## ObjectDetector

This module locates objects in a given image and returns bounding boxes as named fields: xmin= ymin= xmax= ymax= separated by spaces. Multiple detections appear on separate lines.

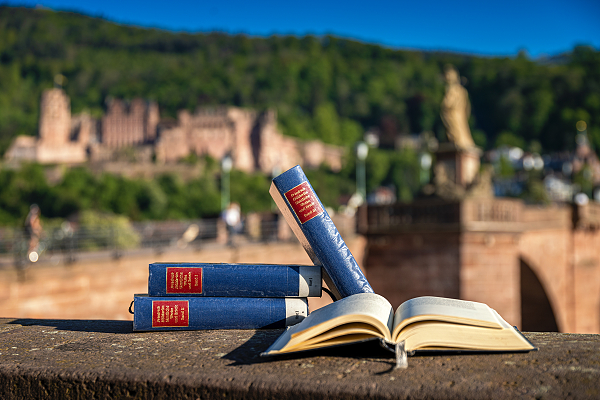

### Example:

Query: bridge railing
xmin=0 ymin=212 xmax=359 ymax=269
xmin=357 ymin=199 xmax=462 ymax=234
xmin=0 ymin=219 xmax=221 ymax=268
xmin=357 ymin=198 xmax=535 ymax=234
xmin=358 ymin=197 xmax=600 ymax=235
xmin=573 ymin=201 xmax=600 ymax=229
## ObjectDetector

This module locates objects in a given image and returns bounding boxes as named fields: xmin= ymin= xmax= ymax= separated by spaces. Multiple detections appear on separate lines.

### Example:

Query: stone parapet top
xmin=0 ymin=318 xmax=598 ymax=399
xmin=358 ymin=198 xmax=584 ymax=235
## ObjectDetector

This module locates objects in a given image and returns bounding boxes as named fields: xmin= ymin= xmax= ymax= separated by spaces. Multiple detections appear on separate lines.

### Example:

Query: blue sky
xmin=3 ymin=0 xmax=599 ymax=58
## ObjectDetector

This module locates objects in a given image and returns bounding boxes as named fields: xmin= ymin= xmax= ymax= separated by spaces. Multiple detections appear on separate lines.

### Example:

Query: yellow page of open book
xmin=262 ymin=293 xmax=535 ymax=356
xmin=263 ymin=293 xmax=393 ymax=355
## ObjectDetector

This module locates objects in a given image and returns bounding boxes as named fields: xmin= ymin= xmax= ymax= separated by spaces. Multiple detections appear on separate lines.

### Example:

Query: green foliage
xmin=497 ymin=156 xmax=516 ymax=178
xmin=495 ymin=131 xmax=526 ymax=149
xmin=303 ymin=147 xmax=422 ymax=208
xmin=229 ymin=170 xmax=272 ymax=213
xmin=521 ymin=171 xmax=550 ymax=205
xmin=388 ymin=148 xmax=421 ymax=202
xmin=78 ymin=210 xmax=140 ymax=250
xmin=573 ymin=165 xmax=594 ymax=197
xmin=305 ymin=163 xmax=356 ymax=208
xmin=1 ymin=6 xmax=600 ymax=222
xmin=471 ymin=129 xmax=487 ymax=149
xmin=0 ymin=162 xmax=225 ymax=226
xmin=1 ymin=6 xmax=598 ymax=156
xmin=314 ymin=102 xmax=341 ymax=144
xmin=0 ymin=163 xmax=50 ymax=225
xmin=155 ymin=172 xmax=221 ymax=219
xmin=362 ymin=147 xmax=421 ymax=202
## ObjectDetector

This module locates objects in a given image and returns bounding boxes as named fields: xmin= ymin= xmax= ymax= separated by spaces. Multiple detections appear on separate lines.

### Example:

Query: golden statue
xmin=441 ymin=66 xmax=475 ymax=149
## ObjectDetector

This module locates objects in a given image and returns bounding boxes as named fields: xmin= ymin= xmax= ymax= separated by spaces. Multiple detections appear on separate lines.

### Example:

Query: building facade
xmin=5 ymin=88 xmax=344 ymax=174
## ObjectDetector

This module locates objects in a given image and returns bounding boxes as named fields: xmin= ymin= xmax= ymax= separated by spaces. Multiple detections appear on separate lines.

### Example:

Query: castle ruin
xmin=5 ymin=88 xmax=344 ymax=174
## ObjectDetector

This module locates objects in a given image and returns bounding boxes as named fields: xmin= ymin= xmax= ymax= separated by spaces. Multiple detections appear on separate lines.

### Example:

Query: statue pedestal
xmin=435 ymin=143 xmax=481 ymax=188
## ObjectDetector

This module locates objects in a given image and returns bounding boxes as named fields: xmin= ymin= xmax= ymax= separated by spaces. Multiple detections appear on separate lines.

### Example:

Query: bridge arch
xmin=520 ymin=258 xmax=559 ymax=332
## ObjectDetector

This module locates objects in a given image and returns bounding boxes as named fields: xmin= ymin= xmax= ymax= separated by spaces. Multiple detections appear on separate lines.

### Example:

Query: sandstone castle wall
xmin=5 ymin=88 xmax=344 ymax=173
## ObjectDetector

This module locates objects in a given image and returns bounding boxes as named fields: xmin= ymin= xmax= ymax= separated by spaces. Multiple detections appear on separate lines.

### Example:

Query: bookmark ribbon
xmin=394 ymin=341 xmax=408 ymax=369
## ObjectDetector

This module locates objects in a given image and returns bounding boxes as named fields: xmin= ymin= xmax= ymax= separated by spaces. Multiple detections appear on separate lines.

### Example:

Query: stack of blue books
xmin=133 ymin=165 xmax=374 ymax=331
xmin=133 ymin=263 xmax=322 ymax=330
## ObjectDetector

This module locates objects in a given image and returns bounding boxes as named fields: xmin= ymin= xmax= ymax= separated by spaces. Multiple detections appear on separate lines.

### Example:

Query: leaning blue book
xmin=270 ymin=165 xmax=373 ymax=299
xmin=147 ymin=263 xmax=321 ymax=297
xmin=132 ymin=294 xmax=308 ymax=331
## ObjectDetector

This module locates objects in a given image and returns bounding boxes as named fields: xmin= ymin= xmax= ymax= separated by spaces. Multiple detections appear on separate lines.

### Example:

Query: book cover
xmin=148 ymin=263 xmax=321 ymax=298
xmin=270 ymin=165 xmax=373 ymax=299
xmin=132 ymin=294 xmax=308 ymax=331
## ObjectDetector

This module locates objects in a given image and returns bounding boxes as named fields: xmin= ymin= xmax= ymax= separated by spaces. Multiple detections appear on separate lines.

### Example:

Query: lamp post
xmin=221 ymin=155 xmax=232 ymax=211
xmin=356 ymin=142 xmax=369 ymax=202
xmin=419 ymin=153 xmax=432 ymax=185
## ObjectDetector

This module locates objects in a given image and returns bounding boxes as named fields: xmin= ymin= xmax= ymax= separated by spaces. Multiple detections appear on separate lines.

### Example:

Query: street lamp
xmin=419 ymin=153 xmax=432 ymax=185
xmin=221 ymin=155 xmax=232 ymax=211
xmin=356 ymin=142 xmax=369 ymax=202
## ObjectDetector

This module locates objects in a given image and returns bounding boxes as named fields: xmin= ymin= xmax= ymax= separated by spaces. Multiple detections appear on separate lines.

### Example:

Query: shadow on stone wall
xmin=520 ymin=260 xmax=559 ymax=332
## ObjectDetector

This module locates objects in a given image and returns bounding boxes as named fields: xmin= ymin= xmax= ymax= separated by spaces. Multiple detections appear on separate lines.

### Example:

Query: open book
xmin=262 ymin=293 xmax=536 ymax=356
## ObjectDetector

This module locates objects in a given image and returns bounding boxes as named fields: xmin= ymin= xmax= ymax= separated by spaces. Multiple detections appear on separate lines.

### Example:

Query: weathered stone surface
xmin=0 ymin=318 xmax=598 ymax=399
xmin=360 ymin=200 xmax=600 ymax=334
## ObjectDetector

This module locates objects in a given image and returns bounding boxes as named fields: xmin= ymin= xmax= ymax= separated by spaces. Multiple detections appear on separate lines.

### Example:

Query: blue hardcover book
xmin=132 ymin=294 xmax=308 ymax=331
xmin=148 ymin=263 xmax=322 ymax=298
xmin=270 ymin=165 xmax=373 ymax=299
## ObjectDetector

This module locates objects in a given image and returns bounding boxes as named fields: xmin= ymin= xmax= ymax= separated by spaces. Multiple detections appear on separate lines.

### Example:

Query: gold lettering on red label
xmin=152 ymin=300 xmax=189 ymax=327
xmin=166 ymin=267 xmax=202 ymax=294
xmin=284 ymin=182 xmax=323 ymax=224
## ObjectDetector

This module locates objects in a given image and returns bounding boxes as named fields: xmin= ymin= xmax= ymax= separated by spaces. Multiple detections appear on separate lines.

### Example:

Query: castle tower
xmin=102 ymin=98 xmax=155 ymax=148
xmin=228 ymin=108 xmax=257 ymax=173
xmin=35 ymin=88 xmax=87 ymax=164
xmin=39 ymin=88 xmax=71 ymax=146
xmin=255 ymin=109 xmax=280 ymax=173
xmin=145 ymin=101 xmax=160 ymax=142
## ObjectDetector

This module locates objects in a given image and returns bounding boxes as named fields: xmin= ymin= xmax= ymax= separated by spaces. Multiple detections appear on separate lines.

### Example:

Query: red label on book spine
xmin=284 ymin=182 xmax=324 ymax=224
xmin=152 ymin=300 xmax=189 ymax=327
xmin=166 ymin=267 xmax=203 ymax=294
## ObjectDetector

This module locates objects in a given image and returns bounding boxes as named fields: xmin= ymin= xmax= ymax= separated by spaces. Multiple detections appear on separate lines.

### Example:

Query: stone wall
xmin=5 ymin=89 xmax=89 ymax=165
xmin=0 ymin=234 xmax=366 ymax=320
xmin=360 ymin=199 xmax=600 ymax=333
xmin=519 ymin=228 xmax=572 ymax=332
xmin=572 ymin=228 xmax=600 ymax=333
xmin=364 ymin=232 xmax=460 ymax=310
xmin=460 ymin=231 xmax=521 ymax=327
xmin=101 ymin=98 xmax=158 ymax=148
xmin=5 ymin=89 xmax=344 ymax=174
xmin=38 ymin=88 xmax=71 ymax=147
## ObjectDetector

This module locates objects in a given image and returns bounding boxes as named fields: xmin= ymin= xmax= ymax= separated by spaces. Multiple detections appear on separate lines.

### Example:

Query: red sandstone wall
xmin=519 ymin=229 xmax=572 ymax=332
xmin=364 ymin=232 xmax=461 ymax=310
xmin=155 ymin=126 xmax=189 ymax=163
xmin=101 ymin=99 xmax=148 ymax=148
xmin=572 ymin=229 xmax=600 ymax=333
xmin=460 ymin=232 xmax=521 ymax=327
xmin=0 ymin=238 xmax=366 ymax=321
xmin=39 ymin=89 xmax=71 ymax=146
xmin=229 ymin=108 xmax=256 ymax=173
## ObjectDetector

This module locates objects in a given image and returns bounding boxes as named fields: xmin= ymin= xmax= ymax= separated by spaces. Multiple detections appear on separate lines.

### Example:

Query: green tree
xmin=495 ymin=131 xmax=526 ymax=149
xmin=313 ymin=102 xmax=340 ymax=144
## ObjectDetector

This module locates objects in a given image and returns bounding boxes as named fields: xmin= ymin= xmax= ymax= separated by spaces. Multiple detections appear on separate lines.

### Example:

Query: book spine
xmin=270 ymin=165 xmax=373 ymax=298
xmin=148 ymin=263 xmax=321 ymax=297
xmin=133 ymin=295 xmax=308 ymax=331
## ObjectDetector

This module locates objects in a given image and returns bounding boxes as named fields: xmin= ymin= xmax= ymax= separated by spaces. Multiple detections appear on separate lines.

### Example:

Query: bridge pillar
xmin=360 ymin=199 xmax=600 ymax=333
xmin=360 ymin=198 xmax=525 ymax=329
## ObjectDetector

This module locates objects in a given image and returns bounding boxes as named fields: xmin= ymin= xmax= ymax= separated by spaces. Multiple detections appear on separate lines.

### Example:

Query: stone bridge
xmin=0 ymin=236 xmax=361 ymax=321
xmin=2 ymin=200 xmax=599 ymax=334
xmin=358 ymin=198 xmax=600 ymax=333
